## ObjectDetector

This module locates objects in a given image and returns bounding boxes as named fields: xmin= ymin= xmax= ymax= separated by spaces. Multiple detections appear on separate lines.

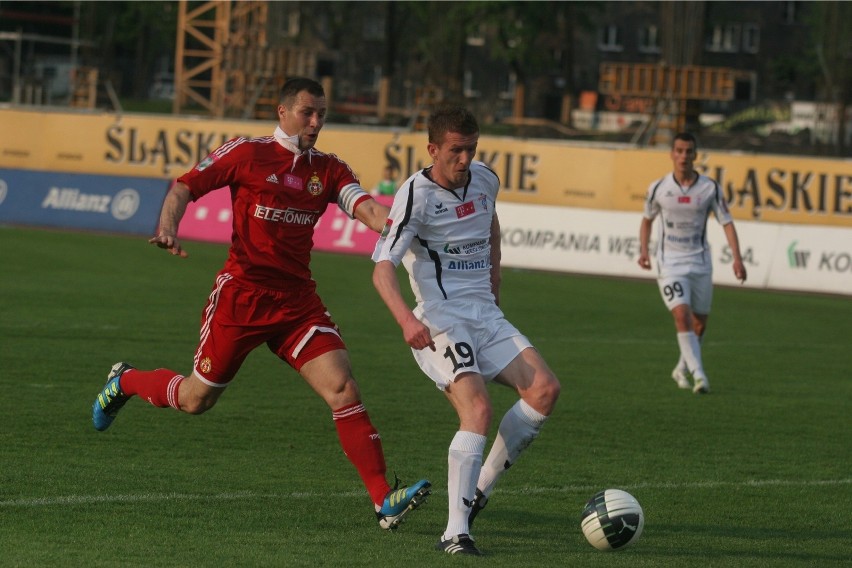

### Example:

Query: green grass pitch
xmin=0 ymin=225 xmax=849 ymax=567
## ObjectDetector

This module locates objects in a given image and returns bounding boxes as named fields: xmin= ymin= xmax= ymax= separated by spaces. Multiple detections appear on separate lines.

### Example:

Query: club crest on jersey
xmin=199 ymin=357 xmax=212 ymax=374
xmin=307 ymin=173 xmax=324 ymax=196
xmin=478 ymin=193 xmax=489 ymax=210
xmin=456 ymin=201 xmax=475 ymax=218
xmin=381 ymin=219 xmax=393 ymax=238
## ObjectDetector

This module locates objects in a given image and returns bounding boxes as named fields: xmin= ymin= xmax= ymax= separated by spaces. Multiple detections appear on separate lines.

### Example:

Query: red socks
xmin=117 ymin=377 xmax=389 ymax=505
xmin=119 ymin=368 xmax=183 ymax=410
xmin=332 ymin=402 xmax=391 ymax=506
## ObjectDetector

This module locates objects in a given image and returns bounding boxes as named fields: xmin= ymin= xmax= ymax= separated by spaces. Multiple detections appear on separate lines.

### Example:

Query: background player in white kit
xmin=372 ymin=106 xmax=561 ymax=556
xmin=638 ymin=132 xmax=747 ymax=394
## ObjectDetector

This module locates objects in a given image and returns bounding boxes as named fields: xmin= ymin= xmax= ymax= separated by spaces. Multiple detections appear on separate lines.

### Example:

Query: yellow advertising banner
xmin=612 ymin=147 xmax=852 ymax=227
xmin=1 ymin=107 xmax=849 ymax=227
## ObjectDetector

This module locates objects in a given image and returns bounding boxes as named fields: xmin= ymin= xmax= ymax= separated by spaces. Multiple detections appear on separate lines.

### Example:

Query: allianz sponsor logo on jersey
xmin=41 ymin=186 xmax=140 ymax=220
xmin=444 ymin=238 xmax=491 ymax=271
xmin=665 ymin=233 xmax=703 ymax=246
xmin=446 ymin=257 xmax=491 ymax=270
xmin=664 ymin=220 xmax=703 ymax=246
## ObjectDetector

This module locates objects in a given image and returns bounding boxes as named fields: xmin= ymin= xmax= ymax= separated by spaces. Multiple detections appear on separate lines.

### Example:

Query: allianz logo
xmin=41 ymin=187 xmax=140 ymax=220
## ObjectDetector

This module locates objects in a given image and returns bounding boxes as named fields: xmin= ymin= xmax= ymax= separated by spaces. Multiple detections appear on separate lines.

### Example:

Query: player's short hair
xmin=427 ymin=105 xmax=479 ymax=145
xmin=279 ymin=77 xmax=325 ymax=105
xmin=673 ymin=132 xmax=698 ymax=150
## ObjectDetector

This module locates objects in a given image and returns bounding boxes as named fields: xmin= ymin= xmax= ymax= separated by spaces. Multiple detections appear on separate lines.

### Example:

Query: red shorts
xmin=192 ymin=272 xmax=346 ymax=385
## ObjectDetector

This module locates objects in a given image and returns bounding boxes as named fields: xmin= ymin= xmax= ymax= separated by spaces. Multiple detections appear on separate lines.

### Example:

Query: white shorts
xmin=657 ymin=266 xmax=713 ymax=314
xmin=411 ymin=299 xmax=532 ymax=390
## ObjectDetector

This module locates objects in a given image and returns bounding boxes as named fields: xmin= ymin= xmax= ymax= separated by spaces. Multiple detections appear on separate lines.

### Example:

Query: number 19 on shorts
xmin=444 ymin=342 xmax=475 ymax=373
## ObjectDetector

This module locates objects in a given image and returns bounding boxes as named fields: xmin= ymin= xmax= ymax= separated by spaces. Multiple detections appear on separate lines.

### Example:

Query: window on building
xmin=463 ymin=70 xmax=481 ymax=98
xmin=638 ymin=25 xmax=661 ymax=54
xmin=781 ymin=1 xmax=799 ymax=24
xmin=706 ymin=24 xmax=740 ymax=53
xmin=371 ymin=65 xmax=382 ymax=90
xmin=467 ymin=23 xmax=486 ymax=47
xmin=742 ymin=24 xmax=760 ymax=54
xmin=598 ymin=25 xmax=623 ymax=52
xmin=279 ymin=8 xmax=300 ymax=38
xmin=498 ymin=72 xmax=517 ymax=100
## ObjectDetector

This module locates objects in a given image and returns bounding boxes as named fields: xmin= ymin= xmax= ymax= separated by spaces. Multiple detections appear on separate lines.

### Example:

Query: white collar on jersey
xmin=273 ymin=126 xmax=305 ymax=156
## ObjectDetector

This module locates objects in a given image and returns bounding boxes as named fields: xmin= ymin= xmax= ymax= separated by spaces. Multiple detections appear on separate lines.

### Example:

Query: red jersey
xmin=178 ymin=135 xmax=369 ymax=289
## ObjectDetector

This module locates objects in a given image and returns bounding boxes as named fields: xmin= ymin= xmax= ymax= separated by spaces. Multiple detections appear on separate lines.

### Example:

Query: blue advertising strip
xmin=0 ymin=169 xmax=168 ymax=235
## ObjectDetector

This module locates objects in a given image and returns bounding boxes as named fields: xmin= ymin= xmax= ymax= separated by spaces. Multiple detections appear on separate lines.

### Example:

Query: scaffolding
xmin=598 ymin=62 xmax=755 ymax=144
xmin=173 ymin=0 xmax=322 ymax=119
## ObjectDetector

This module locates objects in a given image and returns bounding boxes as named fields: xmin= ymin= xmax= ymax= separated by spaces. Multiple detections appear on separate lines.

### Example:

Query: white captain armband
xmin=337 ymin=183 xmax=371 ymax=219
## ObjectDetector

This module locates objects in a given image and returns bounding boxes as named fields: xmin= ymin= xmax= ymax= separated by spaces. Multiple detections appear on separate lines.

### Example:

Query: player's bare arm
xmin=490 ymin=213 xmax=502 ymax=306
xmin=148 ymin=182 xmax=191 ymax=258
xmin=373 ymin=260 xmax=436 ymax=351
xmin=723 ymin=222 xmax=747 ymax=283
xmin=353 ymin=197 xmax=390 ymax=233
xmin=638 ymin=217 xmax=653 ymax=269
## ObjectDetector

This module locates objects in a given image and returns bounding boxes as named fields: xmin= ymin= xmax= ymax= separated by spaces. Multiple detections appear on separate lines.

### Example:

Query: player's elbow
xmin=372 ymin=262 xmax=392 ymax=292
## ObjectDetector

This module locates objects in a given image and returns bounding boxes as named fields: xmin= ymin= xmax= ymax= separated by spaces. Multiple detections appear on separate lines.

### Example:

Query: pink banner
xmin=177 ymin=188 xmax=393 ymax=256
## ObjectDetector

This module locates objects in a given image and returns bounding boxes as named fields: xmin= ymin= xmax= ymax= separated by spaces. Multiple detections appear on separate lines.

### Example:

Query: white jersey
xmin=372 ymin=161 xmax=499 ymax=304
xmin=642 ymin=173 xmax=733 ymax=272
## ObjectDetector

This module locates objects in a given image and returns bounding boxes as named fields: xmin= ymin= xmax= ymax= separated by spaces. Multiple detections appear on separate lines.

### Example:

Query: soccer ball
xmin=580 ymin=489 xmax=644 ymax=551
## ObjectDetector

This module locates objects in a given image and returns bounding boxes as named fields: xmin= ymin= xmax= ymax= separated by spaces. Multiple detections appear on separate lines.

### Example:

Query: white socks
xmin=676 ymin=331 xmax=706 ymax=379
xmin=445 ymin=431 xmax=487 ymax=539
xmin=478 ymin=400 xmax=548 ymax=498
xmin=444 ymin=401 xmax=549 ymax=539
xmin=675 ymin=334 xmax=702 ymax=374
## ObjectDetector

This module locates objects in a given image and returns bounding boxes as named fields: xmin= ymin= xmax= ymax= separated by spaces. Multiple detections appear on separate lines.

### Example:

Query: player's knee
xmin=337 ymin=376 xmax=361 ymax=401
xmin=522 ymin=371 xmax=560 ymax=416
xmin=537 ymin=372 xmax=561 ymax=410
xmin=672 ymin=312 xmax=692 ymax=331
xmin=472 ymin=395 xmax=493 ymax=422
xmin=319 ymin=375 xmax=361 ymax=409
xmin=464 ymin=396 xmax=493 ymax=433
xmin=545 ymin=372 xmax=561 ymax=402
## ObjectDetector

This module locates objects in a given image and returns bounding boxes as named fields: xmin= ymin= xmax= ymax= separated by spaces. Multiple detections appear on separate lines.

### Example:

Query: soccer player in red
xmin=91 ymin=77 xmax=430 ymax=530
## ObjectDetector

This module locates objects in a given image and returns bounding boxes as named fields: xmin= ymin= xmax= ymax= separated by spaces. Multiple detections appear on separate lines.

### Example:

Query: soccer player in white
xmin=372 ymin=106 xmax=561 ymax=556
xmin=638 ymin=132 xmax=747 ymax=394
